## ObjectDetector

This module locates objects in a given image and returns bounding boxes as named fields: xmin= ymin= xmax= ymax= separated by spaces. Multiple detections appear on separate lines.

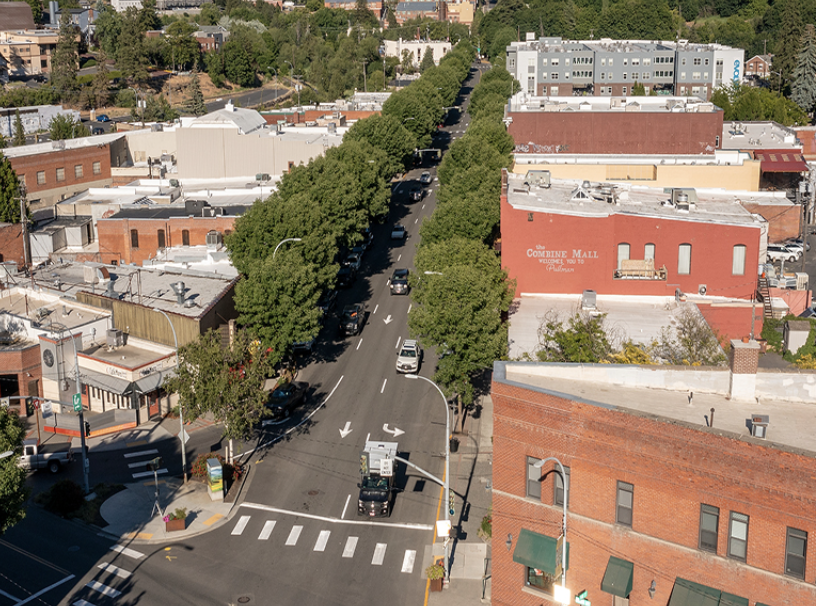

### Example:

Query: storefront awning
xmin=601 ymin=556 xmax=633 ymax=598
xmin=719 ymin=592 xmax=748 ymax=606
xmin=512 ymin=529 xmax=569 ymax=576
xmin=133 ymin=370 xmax=174 ymax=394
xmin=754 ymin=150 xmax=809 ymax=173
xmin=81 ymin=370 xmax=132 ymax=395
xmin=668 ymin=578 xmax=721 ymax=606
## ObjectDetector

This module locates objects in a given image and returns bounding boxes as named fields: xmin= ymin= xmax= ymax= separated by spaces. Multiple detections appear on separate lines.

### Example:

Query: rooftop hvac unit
xmin=750 ymin=415 xmax=769 ymax=439
xmin=675 ymin=192 xmax=690 ymax=211
xmin=185 ymin=199 xmax=207 ymax=215
xmin=255 ymin=173 xmax=271 ymax=182
xmin=202 ymin=207 xmax=216 ymax=217
xmin=83 ymin=265 xmax=110 ymax=286
xmin=169 ymin=179 xmax=180 ymax=187
xmin=524 ymin=170 xmax=551 ymax=188
xmin=796 ymin=272 xmax=809 ymax=291
xmin=106 ymin=328 xmax=124 ymax=348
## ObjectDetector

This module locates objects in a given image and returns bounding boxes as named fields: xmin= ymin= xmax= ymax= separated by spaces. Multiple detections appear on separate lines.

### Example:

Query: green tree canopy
xmin=49 ymin=114 xmax=90 ymax=140
xmin=0 ymin=153 xmax=23 ymax=223
xmin=792 ymin=24 xmax=816 ymax=115
xmin=419 ymin=47 xmax=435 ymax=73
xmin=344 ymin=113 xmax=417 ymax=175
xmin=12 ymin=111 xmax=25 ymax=146
xmin=0 ymin=407 xmax=27 ymax=535
xmin=51 ymin=11 xmax=79 ymax=100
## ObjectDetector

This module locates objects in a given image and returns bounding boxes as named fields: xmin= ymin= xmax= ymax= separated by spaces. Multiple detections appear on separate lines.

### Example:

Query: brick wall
xmin=0 ymin=343 xmax=42 ymax=415
xmin=741 ymin=202 xmax=801 ymax=243
xmin=492 ymin=377 xmax=816 ymax=606
xmin=96 ymin=215 xmax=238 ymax=265
xmin=0 ymin=222 xmax=25 ymax=268
xmin=10 ymin=145 xmax=112 ymax=203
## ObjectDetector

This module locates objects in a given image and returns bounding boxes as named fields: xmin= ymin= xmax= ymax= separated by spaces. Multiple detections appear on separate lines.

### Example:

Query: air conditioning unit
xmin=751 ymin=415 xmax=769 ymax=439
xmin=106 ymin=328 xmax=124 ymax=348
xmin=202 ymin=207 xmax=216 ymax=217
xmin=206 ymin=231 xmax=223 ymax=249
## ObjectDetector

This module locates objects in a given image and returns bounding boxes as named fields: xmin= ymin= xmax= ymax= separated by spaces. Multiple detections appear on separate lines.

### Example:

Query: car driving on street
xmin=340 ymin=304 xmax=365 ymax=336
xmin=265 ymin=381 xmax=309 ymax=419
xmin=396 ymin=340 xmax=422 ymax=373
xmin=390 ymin=269 xmax=410 ymax=295
xmin=391 ymin=225 xmax=406 ymax=240
xmin=419 ymin=171 xmax=432 ymax=185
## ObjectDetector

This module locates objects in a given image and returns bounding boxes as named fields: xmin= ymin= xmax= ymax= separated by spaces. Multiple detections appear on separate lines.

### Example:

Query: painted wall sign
xmin=526 ymin=245 xmax=599 ymax=273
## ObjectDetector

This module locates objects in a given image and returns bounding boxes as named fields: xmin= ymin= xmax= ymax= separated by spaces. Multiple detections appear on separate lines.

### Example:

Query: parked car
xmin=265 ymin=381 xmax=309 ymax=419
xmin=390 ymin=268 xmax=410 ymax=295
xmin=292 ymin=335 xmax=316 ymax=355
xmin=396 ymin=339 xmax=422 ymax=373
xmin=351 ymin=245 xmax=366 ymax=259
xmin=767 ymin=244 xmax=801 ymax=263
xmin=785 ymin=238 xmax=811 ymax=253
xmin=96 ymin=114 xmax=111 ymax=122
xmin=360 ymin=227 xmax=374 ymax=251
xmin=91 ymin=126 xmax=104 ymax=135
xmin=317 ymin=289 xmax=338 ymax=320
xmin=17 ymin=439 xmax=72 ymax=473
xmin=343 ymin=252 xmax=362 ymax=272
xmin=391 ymin=225 xmax=407 ymax=240
xmin=419 ymin=171 xmax=432 ymax=185
xmin=337 ymin=266 xmax=357 ymax=288
xmin=340 ymin=304 xmax=365 ymax=336
xmin=409 ymin=186 xmax=422 ymax=202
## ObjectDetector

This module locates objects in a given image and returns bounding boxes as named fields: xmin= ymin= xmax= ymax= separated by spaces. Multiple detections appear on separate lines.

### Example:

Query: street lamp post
xmin=533 ymin=457 xmax=569 ymax=601
xmin=273 ymin=237 xmax=302 ymax=259
xmin=60 ymin=330 xmax=90 ymax=494
xmin=154 ymin=309 xmax=185 ymax=483
xmin=406 ymin=374 xmax=451 ymax=585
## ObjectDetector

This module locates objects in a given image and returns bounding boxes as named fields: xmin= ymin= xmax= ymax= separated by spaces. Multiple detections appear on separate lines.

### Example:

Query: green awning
xmin=755 ymin=603 xmax=771 ymax=606
xmin=601 ymin=556 xmax=633 ymax=598
xmin=719 ymin=593 xmax=748 ymax=606
xmin=668 ymin=578 xmax=721 ymax=606
xmin=512 ymin=529 xmax=569 ymax=576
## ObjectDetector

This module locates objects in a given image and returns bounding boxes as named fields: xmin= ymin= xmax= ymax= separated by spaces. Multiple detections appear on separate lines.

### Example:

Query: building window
xmin=699 ymin=504 xmax=719 ymax=552
xmin=693 ymin=57 xmax=701 ymax=66
xmin=732 ymin=245 xmax=746 ymax=275
xmin=727 ymin=512 xmax=749 ymax=561
xmin=74 ymin=164 xmax=83 ymax=179
xmin=554 ymin=466 xmax=570 ymax=508
xmin=785 ymin=528 xmax=807 ymax=579
xmin=715 ymin=135 xmax=720 ymax=147
xmin=130 ymin=229 xmax=139 ymax=249
xmin=526 ymin=457 xmax=542 ymax=499
xmin=678 ymin=243 xmax=691 ymax=275
xmin=93 ymin=161 xmax=101 ymax=174
xmin=616 ymin=481 xmax=633 ymax=526
xmin=644 ymin=243 xmax=655 ymax=261
xmin=622 ymin=87 xmax=627 ymax=95
xmin=56 ymin=167 xmax=65 ymax=182
xmin=526 ymin=567 xmax=555 ymax=593
xmin=182 ymin=229 xmax=190 ymax=246
xmin=37 ymin=171 xmax=45 ymax=185
xmin=550 ymin=86 xmax=558 ymax=95
xmin=157 ymin=229 xmax=166 ymax=249
xmin=617 ymin=243 xmax=630 ymax=269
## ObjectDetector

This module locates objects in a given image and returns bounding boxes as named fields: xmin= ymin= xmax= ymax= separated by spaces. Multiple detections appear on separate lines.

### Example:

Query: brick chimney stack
xmin=729 ymin=339 xmax=760 ymax=400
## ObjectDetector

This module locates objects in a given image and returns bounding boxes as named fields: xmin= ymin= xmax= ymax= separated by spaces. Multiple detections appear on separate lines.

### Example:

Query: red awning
xmin=753 ymin=149 xmax=809 ymax=173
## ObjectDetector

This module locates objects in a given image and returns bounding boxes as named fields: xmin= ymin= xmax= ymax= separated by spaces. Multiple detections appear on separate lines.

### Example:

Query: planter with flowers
xmin=163 ymin=507 xmax=187 ymax=532
xmin=426 ymin=561 xmax=445 ymax=592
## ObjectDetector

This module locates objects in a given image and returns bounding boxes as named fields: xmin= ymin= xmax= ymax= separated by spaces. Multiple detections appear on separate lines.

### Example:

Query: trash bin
xmin=450 ymin=437 xmax=460 ymax=453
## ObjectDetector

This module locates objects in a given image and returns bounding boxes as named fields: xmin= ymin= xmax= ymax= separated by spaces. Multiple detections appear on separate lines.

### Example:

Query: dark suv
xmin=390 ymin=269 xmax=410 ymax=295
xmin=337 ymin=265 xmax=357 ymax=288
xmin=340 ymin=304 xmax=365 ymax=336
xmin=265 ymin=381 xmax=309 ymax=419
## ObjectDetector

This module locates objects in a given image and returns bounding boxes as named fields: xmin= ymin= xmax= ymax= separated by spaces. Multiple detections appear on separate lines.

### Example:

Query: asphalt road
xmin=0 ymin=64 xmax=483 ymax=606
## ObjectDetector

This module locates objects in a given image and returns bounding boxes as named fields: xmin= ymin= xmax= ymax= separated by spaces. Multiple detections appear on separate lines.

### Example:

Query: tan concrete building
xmin=0 ymin=30 xmax=60 ymax=78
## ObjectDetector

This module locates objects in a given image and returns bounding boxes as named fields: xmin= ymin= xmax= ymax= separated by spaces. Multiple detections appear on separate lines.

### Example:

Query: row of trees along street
xmin=167 ymin=42 xmax=474 ymax=459
xmin=408 ymin=65 xmax=517 ymax=423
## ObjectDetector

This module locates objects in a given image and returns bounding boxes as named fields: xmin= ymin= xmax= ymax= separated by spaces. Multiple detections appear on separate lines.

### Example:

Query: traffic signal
xmin=449 ymin=492 xmax=455 ymax=516
xmin=84 ymin=421 xmax=91 ymax=438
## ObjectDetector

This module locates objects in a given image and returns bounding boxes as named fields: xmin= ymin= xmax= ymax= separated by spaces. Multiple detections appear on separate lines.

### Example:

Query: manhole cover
xmin=67 ymin=546 xmax=80 ymax=552
xmin=237 ymin=597 xmax=251 ymax=604
xmin=307 ymin=490 xmax=319 ymax=496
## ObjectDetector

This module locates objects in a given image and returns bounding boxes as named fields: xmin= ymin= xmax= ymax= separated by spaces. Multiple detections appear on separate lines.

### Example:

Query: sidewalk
xmin=427 ymin=392 xmax=493 ymax=605
xmin=98 ymin=476 xmax=236 ymax=543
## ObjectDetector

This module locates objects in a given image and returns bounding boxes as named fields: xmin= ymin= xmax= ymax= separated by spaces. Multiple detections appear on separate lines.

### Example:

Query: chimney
xmin=728 ymin=339 xmax=760 ymax=401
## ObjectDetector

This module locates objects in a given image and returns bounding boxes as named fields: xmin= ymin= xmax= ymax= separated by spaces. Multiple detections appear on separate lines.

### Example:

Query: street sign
xmin=575 ymin=589 xmax=591 ymax=606
xmin=72 ymin=393 xmax=82 ymax=412
xmin=555 ymin=534 xmax=565 ymax=579
xmin=380 ymin=457 xmax=393 ymax=477
xmin=179 ymin=429 xmax=189 ymax=445
xmin=41 ymin=400 xmax=53 ymax=419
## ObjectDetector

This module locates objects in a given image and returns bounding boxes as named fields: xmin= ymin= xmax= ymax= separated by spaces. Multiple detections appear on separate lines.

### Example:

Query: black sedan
xmin=340 ymin=304 xmax=365 ymax=336
xmin=265 ymin=381 xmax=309 ymax=419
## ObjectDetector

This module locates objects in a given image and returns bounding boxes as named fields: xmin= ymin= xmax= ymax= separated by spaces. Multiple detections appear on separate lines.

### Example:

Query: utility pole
xmin=19 ymin=184 xmax=29 ymax=271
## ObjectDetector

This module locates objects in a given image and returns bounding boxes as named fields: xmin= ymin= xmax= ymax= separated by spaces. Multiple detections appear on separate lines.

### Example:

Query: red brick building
xmin=0 ymin=341 xmax=42 ymax=415
xmin=745 ymin=55 xmax=771 ymax=79
xmin=507 ymin=98 xmax=723 ymax=156
xmin=0 ymin=222 xmax=26 ymax=268
xmin=96 ymin=202 xmax=247 ymax=266
xmin=492 ymin=350 xmax=816 ymax=606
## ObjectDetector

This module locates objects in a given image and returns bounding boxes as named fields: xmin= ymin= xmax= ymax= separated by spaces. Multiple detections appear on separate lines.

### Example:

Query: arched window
xmin=678 ymin=243 xmax=692 ymax=275
xmin=130 ymin=230 xmax=139 ymax=249
xmin=182 ymin=230 xmax=190 ymax=246
xmin=157 ymin=229 xmax=166 ymax=249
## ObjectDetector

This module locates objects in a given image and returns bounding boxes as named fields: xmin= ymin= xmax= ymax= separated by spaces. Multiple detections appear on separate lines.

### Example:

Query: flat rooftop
xmin=82 ymin=340 xmax=171 ymax=369
xmin=0 ymin=290 xmax=110 ymax=330
xmin=512 ymin=150 xmax=753 ymax=168
xmin=30 ymin=263 xmax=236 ymax=318
xmin=720 ymin=121 xmax=800 ymax=151
xmin=1 ymin=132 xmax=125 ymax=159
xmin=505 ymin=172 xmax=782 ymax=225
xmin=497 ymin=361 xmax=816 ymax=457
xmin=142 ymin=245 xmax=238 ymax=278
xmin=507 ymin=294 xmax=742 ymax=359
xmin=509 ymin=93 xmax=719 ymax=114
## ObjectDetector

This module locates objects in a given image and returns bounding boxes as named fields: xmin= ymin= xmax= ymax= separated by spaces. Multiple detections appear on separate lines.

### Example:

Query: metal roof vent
xmin=170 ymin=281 xmax=186 ymax=305
xmin=751 ymin=415 xmax=769 ymax=439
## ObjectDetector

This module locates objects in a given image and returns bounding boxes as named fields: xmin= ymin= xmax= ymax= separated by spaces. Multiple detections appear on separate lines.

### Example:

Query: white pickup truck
xmin=18 ymin=439 xmax=73 ymax=473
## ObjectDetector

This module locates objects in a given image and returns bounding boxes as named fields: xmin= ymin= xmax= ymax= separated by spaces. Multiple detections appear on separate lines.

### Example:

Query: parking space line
xmin=342 ymin=536 xmax=358 ymax=558
xmin=372 ymin=543 xmax=387 ymax=565
xmin=0 ymin=588 xmax=20 ymax=603
xmin=397 ymin=254 xmax=401 ymax=261
xmin=408 ymin=304 xmax=412 ymax=313
xmin=356 ymin=339 xmax=363 ymax=351
xmin=381 ymin=379 xmax=387 ymax=393
xmin=395 ymin=336 xmax=401 ymax=349
xmin=373 ymin=304 xmax=378 ymax=314
xmin=341 ymin=494 xmax=351 ymax=519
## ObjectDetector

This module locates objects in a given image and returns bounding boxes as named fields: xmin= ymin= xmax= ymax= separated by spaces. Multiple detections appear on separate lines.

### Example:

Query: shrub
xmin=425 ymin=563 xmax=445 ymax=580
xmin=163 ymin=507 xmax=187 ymax=522
xmin=478 ymin=507 xmax=492 ymax=541
xmin=191 ymin=452 xmax=244 ymax=482
xmin=42 ymin=480 xmax=85 ymax=517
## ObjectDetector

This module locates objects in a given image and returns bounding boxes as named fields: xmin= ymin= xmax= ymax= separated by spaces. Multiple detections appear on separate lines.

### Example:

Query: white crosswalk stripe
xmin=401 ymin=550 xmax=416 ymax=573
xmin=110 ymin=544 xmax=144 ymax=559
xmin=123 ymin=449 xmax=158 ymax=459
xmin=314 ymin=530 xmax=331 ymax=552
xmin=86 ymin=581 xmax=121 ymax=598
xmin=73 ymin=600 xmax=94 ymax=606
xmin=285 ymin=525 xmax=303 ymax=546
xmin=342 ymin=536 xmax=358 ymax=558
xmin=231 ymin=515 xmax=251 ymax=536
xmin=131 ymin=468 xmax=167 ymax=479
xmin=372 ymin=543 xmax=387 ymax=566
xmin=258 ymin=520 xmax=276 ymax=540
xmin=98 ymin=562 xmax=131 ymax=579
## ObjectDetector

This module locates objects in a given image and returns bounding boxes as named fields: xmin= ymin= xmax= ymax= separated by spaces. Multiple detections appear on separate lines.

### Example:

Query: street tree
xmin=117 ymin=7 xmax=150 ymax=83
xmin=51 ymin=11 xmax=79 ymax=101
xmin=165 ymin=21 xmax=201 ymax=71
xmin=420 ymin=187 xmax=500 ymax=246
xmin=792 ymin=24 xmax=816 ymax=116
xmin=167 ymin=328 xmax=273 ymax=463
xmin=536 ymin=312 xmax=612 ymax=363
xmin=12 ymin=111 xmax=25 ymax=147
xmin=419 ymin=47 xmax=435 ymax=73
xmin=0 ymin=407 xmax=27 ymax=535
xmin=437 ymin=135 xmax=509 ymax=186
xmin=464 ymin=117 xmax=515 ymax=156
xmin=0 ymin=153 xmax=23 ymax=223
xmin=344 ymin=114 xmax=417 ymax=175
xmin=187 ymin=72 xmax=207 ymax=116
xmin=49 ymin=114 xmax=90 ymax=140
xmin=772 ymin=0 xmax=803 ymax=90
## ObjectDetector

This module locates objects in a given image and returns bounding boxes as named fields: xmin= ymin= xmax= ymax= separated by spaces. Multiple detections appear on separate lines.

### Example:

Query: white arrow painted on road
xmin=383 ymin=424 xmax=404 ymax=438
xmin=339 ymin=422 xmax=353 ymax=438
xmin=383 ymin=315 xmax=393 ymax=325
